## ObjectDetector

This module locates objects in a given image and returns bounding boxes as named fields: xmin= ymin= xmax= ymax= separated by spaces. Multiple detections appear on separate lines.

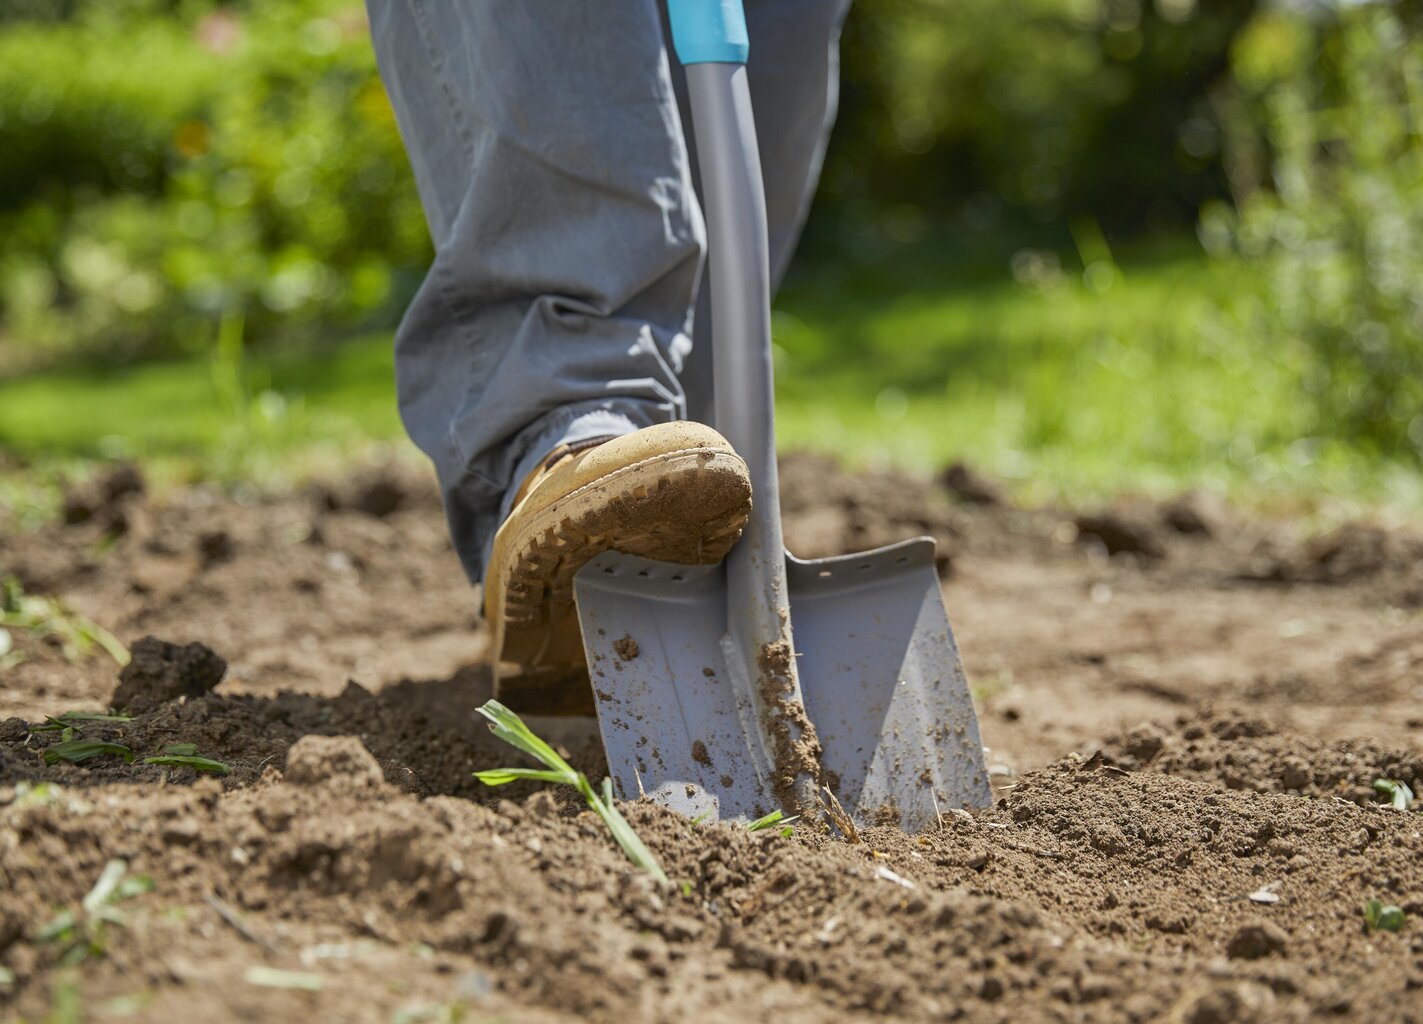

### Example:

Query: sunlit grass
xmin=1 ymin=242 xmax=1419 ymax=517
xmin=774 ymin=248 xmax=1423 ymax=512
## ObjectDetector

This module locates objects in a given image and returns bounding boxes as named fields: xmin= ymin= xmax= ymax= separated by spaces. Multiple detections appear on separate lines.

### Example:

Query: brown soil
xmin=2 ymin=454 xmax=1422 ymax=1023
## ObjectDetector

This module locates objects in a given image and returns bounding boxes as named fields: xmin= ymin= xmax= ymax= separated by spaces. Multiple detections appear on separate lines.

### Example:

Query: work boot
xmin=485 ymin=421 xmax=752 ymax=713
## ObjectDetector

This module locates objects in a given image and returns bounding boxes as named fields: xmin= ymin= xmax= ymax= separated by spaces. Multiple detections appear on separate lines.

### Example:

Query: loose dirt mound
xmin=2 ymin=456 xmax=1421 ymax=1022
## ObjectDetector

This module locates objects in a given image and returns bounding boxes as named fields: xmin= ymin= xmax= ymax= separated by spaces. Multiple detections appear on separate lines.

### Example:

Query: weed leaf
xmin=43 ymin=741 xmax=135 ymax=766
xmin=473 ymin=768 xmax=571 ymax=786
xmin=747 ymin=809 xmax=799 ymax=833
xmin=1364 ymin=899 xmax=1407 ymax=932
xmin=143 ymin=755 xmax=230 ymax=775
xmin=32 ymin=711 xmax=135 ymax=734
xmin=475 ymin=700 xmax=575 ymax=777
xmin=475 ymin=700 xmax=668 ymax=884
xmin=1373 ymin=779 xmax=1415 ymax=811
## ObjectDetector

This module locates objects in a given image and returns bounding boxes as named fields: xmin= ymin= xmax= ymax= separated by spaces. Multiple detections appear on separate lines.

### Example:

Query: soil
xmin=2 ymin=454 xmax=1422 ymax=1023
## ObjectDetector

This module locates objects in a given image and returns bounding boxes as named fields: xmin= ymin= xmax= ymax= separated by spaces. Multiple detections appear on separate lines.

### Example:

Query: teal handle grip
xmin=667 ymin=0 xmax=748 ymax=65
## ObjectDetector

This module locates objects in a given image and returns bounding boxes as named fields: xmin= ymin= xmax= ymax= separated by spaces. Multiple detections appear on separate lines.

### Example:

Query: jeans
xmin=366 ymin=0 xmax=850 ymax=581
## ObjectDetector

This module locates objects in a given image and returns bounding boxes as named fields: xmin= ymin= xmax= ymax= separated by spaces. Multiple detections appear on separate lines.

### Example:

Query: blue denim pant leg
xmin=367 ymin=0 xmax=851 ymax=582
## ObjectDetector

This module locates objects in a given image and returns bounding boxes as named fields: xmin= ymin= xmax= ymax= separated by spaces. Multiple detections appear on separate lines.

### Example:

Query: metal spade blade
xmin=574 ymin=537 xmax=991 ymax=831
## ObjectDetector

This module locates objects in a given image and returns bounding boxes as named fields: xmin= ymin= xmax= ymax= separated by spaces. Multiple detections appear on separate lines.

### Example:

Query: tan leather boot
xmin=485 ymin=421 xmax=751 ymax=713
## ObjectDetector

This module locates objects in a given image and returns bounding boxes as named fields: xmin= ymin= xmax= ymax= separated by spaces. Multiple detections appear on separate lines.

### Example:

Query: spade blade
xmin=573 ymin=539 xmax=992 ymax=830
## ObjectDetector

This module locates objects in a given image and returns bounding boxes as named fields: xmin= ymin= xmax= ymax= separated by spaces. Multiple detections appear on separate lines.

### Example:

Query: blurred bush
xmin=0 ymin=0 xmax=428 ymax=367
xmin=1204 ymin=2 xmax=1423 ymax=461
xmin=826 ymin=0 xmax=1259 ymax=241
xmin=3 ymin=0 xmax=1419 ymax=485
xmin=0 ymin=0 xmax=1262 ymax=368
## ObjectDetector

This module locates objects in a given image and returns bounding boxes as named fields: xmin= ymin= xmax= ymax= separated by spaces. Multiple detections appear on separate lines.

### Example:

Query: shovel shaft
xmin=685 ymin=65 xmax=781 ymax=558
xmin=680 ymin=52 xmax=819 ymax=812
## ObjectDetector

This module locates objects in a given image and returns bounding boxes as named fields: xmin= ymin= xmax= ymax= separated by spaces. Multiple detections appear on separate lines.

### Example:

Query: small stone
xmin=1279 ymin=757 xmax=1311 ymax=791
xmin=525 ymin=790 xmax=559 ymax=821
xmin=1225 ymin=920 xmax=1288 ymax=960
xmin=0 ymin=718 xmax=30 ymax=743
xmin=161 ymin=816 xmax=203 ymax=844
xmin=283 ymin=735 xmax=383 ymax=789
xmin=196 ymin=530 xmax=234 ymax=566
xmin=1122 ymin=725 xmax=1166 ymax=765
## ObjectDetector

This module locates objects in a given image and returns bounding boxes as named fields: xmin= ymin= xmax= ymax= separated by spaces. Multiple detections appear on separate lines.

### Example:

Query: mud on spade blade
xmin=573 ymin=537 xmax=992 ymax=832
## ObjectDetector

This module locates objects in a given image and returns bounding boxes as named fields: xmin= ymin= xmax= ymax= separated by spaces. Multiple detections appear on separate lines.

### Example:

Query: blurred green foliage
xmin=0 ymin=0 xmax=1261 ymax=368
xmin=827 ymin=0 xmax=1256 ymax=239
xmin=0 ymin=0 xmax=1420 ymax=489
xmin=0 ymin=0 xmax=427 ymax=366
xmin=1204 ymin=2 xmax=1423 ymax=462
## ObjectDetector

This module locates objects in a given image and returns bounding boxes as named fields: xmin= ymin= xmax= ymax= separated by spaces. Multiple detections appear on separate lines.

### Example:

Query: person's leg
xmin=366 ymin=0 xmax=706 ymax=584
xmin=747 ymin=0 xmax=853 ymax=286
xmin=675 ymin=0 xmax=853 ymax=423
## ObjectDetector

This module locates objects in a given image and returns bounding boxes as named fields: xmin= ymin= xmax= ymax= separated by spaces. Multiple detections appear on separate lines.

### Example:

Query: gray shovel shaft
xmin=685 ymin=63 xmax=815 ymax=812
xmin=686 ymin=65 xmax=784 ymax=568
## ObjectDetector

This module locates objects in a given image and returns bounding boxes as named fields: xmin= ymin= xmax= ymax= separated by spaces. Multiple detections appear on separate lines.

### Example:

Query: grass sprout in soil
xmin=474 ymin=699 xmax=668 ymax=883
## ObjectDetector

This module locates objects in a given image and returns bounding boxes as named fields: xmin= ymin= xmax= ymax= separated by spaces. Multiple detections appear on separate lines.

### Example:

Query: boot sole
xmin=488 ymin=445 xmax=751 ymax=713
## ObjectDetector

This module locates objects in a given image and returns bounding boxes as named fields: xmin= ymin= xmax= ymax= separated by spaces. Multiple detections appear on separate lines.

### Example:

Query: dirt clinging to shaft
xmin=1 ymin=454 xmax=1422 ymax=1022
xmin=756 ymin=637 xmax=824 ymax=819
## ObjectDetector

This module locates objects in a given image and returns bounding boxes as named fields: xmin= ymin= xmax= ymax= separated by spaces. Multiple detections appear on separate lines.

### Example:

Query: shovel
xmin=572 ymin=0 xmax=992 ymax=831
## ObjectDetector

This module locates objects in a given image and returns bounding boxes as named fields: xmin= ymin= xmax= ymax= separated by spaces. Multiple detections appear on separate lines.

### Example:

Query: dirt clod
xmin=283 ymin=734 xmax=384 ymax=789
xmin=941 ymin=461 xmax=1004 ymax=506
xmin=110 ymin=636 xmax=227 ymax=711
xmin=1074 ymin=508 xmax=1166 ymax=558
xmin=197 ymin=529 xmax=235 ymax=566
xmin=1162 ymin=491 xmax=1227 ymax=537
xmin=1225 ymin=920 xmax=1289 ymax=959
xmin=614 ymin=634 xmax=639 ymax=661
xmin=61 ymin=461 xmax=145 ymax=526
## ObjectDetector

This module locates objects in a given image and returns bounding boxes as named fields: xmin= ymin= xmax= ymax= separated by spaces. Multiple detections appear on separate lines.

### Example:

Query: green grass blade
xmin=42 ymin=740 xmax=135 ymax=766
xmin=475 ymin=700 xmax=576 ymax=778
xmin=162 ymin=742 xmax=197 ymax=756
xmin=31 ymin=711 xmax=135 ymax=733
xmin=595 ymin=777 xmax=668 ymax=884
xmin=85 ymin=622 xmax=130 ymax=667
xmin=747 ymin=810 xmax=800 ymax=833
xmin=473 ymin=768 xmax=571 ymax=786
xmin=82 ymin=859 xmax=129 ymax=915
xmin=472 ymin=701 xmax=668 ymax=883
xmin=142 ymin=755 xmax=230 ymax=775
xmin=114 ymin=875 xmax=154 ymax=901
xmin=1373 ymin=778 xmax=1415 ymax=811
xmin=37 ymin=910 xmax=77 ymax=942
